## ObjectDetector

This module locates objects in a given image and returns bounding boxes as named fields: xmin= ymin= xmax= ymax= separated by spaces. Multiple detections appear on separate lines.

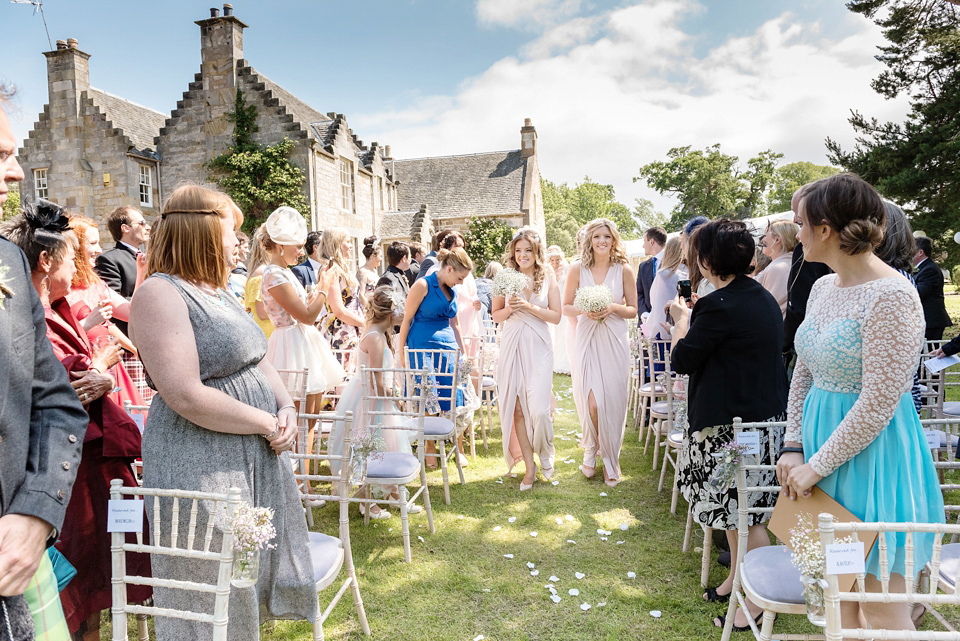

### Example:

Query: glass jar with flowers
xmin=231 ymin=503 xmax=277 ymax=588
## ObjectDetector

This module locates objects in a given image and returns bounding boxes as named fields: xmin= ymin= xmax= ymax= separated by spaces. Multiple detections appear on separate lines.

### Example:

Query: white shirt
xmin=643 ymin=263 xmax=688 ymax=339
xmin=308 ymin=257 xmax=324 ymax=273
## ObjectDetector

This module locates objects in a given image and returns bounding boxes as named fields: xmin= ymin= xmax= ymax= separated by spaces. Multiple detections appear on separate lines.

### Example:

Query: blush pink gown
xmin=572 ymin=263 xmax=630 ymax=479
xmin=497 ymin=275 xmax=556 ymax=474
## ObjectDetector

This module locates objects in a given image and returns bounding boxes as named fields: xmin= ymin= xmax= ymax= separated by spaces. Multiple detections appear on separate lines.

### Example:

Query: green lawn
xmin=107 ymin=373 xmax=960 ymax=640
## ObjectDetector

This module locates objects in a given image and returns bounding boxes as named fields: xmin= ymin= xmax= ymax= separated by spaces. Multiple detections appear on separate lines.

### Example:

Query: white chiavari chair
xmin=109 ymin=480 xmax=241 ymax=641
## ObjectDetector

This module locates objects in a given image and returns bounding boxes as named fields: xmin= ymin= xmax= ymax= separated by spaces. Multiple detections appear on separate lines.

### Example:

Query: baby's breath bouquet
xmin=493 ymin=268 xmax=532 ymax=298
xmin=708 ymin=441 xmax=750 ymax=494
xmin=789 ymin=513 xmax=856 ymax=626
xmin=350 ymin=429 xmax=386 ymax=481
xmin=231 ymin=503 xmax=277 ymax=587
xmin=574 ymin=285 xmax=613 ymax=322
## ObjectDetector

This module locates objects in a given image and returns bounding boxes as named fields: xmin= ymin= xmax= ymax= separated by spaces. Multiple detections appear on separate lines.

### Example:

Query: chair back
xmin=819 ymin=513 xmax=960 ymax=640
xmin=109 ymin=479 xmax=241 ymax=641
xmin=404 ymin=347 xmax=461 ymax=423
xmin=359 ymin=366 xmax=428 ymax=459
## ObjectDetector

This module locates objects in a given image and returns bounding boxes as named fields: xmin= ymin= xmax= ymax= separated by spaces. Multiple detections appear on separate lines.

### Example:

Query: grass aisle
xmin=265 ymin=373 xmax=821 ymax=641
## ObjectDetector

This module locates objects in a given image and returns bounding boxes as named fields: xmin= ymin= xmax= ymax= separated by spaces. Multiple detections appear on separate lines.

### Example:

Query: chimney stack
xmin=210 ymin=7 xmax=220 ymax=17
xmin=223 ymin=4 xmax=233 ymax=16
xmin=520 ymin=118 xmax=537 ymax=159
xmin=44 ymin=38 xmax=90 ymax=119
xmin=384 ymin=145 xmax=392 ymax=159
xmin=196 ymin=6 xmax=248 ymax=99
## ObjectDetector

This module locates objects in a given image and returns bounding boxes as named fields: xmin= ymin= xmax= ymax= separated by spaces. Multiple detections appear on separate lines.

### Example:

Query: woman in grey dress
xmin=130 ymin=185 xmax=316 ymax=640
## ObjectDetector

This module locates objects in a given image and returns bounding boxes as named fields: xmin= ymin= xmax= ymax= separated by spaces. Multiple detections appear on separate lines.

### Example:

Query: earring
xmin=41 ymin=275 xmax=51 ymax=294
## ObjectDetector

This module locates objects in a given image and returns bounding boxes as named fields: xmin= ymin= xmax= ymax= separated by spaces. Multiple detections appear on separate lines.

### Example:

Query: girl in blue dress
xmin=397 ymin=247 xmax=474 ymax=467
xmin=778 ymin=174 xmax=943 ymax=634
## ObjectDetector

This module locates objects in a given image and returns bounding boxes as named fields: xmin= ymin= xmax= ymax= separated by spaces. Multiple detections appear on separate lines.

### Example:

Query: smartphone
xmin=677 ymin=279 xmax=692 ymax=300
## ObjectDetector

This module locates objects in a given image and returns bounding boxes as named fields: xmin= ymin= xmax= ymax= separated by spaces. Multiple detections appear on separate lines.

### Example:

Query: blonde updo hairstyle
xmin=436 ymin=246 xmax=474 ymax=274
xmin=502 ymin=227 xmax=548 ymax=293
xmin=767 ymin=220 xmax=800 ymax=254
xmin=581 ymin=218 xmax=628 ymax=268
xmin=319 ymin=227 xmax=358 ymax=289
xmin=365 ymin=285 xmax=402 ymax=349
xmin=802 ymin=173 xmax=885 ymax=256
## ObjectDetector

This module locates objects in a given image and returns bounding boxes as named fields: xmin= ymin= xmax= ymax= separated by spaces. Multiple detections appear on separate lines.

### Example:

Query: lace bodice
xmin=785 ymin=275 xmax=924 ymax=477
xmin=261 ymin=265 xmax=306 ymax=329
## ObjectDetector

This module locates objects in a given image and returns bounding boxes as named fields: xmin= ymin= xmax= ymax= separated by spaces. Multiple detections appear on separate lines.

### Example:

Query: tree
xmin=207 ymin=90 xmax=308 ymax=232
xmin=541 ymin=177 xmax=645 ymax=256
xmin=635 ymin=144 xmax=783 ymax=230
xmin=766 ymin=162 xmax=841 ymax=213
xmin=463 ymin=216 xmax=514 ymax=275
xmin=826 ymin=0 xmax=960 ymax=268
xmin=1 ymin=184 xmax=20 ymax=220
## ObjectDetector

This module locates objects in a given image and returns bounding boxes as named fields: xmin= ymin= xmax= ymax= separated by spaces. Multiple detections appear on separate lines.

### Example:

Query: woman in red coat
xmin=2 ymin=201 xmax=150 ymax=639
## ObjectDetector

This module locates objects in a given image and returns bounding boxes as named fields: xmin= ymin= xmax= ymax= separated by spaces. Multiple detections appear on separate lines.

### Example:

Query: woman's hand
xmin=687 ymin=292 xmax=699 ymax=309
xmin=473 ymin=299 xmax=482 ymax=311
xmin=508 ymin=294 xmax=529 ymax=312
xmin=316 ymin=263 xmax=336 ymax=295
xmin=668 ymin=296 xmax=689 ymax=325
xmin=82 ymin=301 xmax=114 ymax=330
xmin=776 ymin=451 xmax=804 ymax=491
xmin=781 ymin=461 xmax=822 ymax=500
xmin=930 ymin=347 xmax=946 ymax=358
xmin=586 ymin=306 xmax=614 ymax=322
xmin=92 ymin=342 xmax=122 ymax=372
xmin=70 ymin=369 xmax=114 ymax=404
xmin=267 ymin=406 xmax=298 ymax=454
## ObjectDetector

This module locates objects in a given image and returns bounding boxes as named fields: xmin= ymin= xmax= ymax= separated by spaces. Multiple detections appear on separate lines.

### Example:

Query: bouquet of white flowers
xmin=493 ymin=268 xmax=532 ymax=298
xmin=231 ymin=503 xmax=277 ymax=587
xmin=574 ymin=285 xmax=613 ymax=322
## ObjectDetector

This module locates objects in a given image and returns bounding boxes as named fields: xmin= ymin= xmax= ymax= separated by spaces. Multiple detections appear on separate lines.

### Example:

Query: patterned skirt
xmin=677 ymin=413 xmax=785 ymax=531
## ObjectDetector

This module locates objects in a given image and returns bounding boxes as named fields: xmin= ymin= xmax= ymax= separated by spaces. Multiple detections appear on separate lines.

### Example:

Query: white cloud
xmin=356 ymin=2 xmax=910 ymax=215
xmin=476 ymin=0 xmax=583 ymax=29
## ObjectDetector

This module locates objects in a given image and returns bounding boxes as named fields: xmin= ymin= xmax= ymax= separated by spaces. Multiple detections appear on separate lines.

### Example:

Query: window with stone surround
xmin=339 ymin=158 xmax=355 ymax=213
xmin=34 ymin=168 xmax=48 ymax=200
xmin=138 ymin=164 xmax=153 ymax=207
xmin=378 ymin=176 xmax=384 ymax=210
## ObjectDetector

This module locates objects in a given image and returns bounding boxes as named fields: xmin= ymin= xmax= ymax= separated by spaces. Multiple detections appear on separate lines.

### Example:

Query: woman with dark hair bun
xmin=357 ymin=235 xmax=382 ymax=304
xmin=668 ymin=218 xmax=788 ymax=628
xmin=778 ymin=173 xmax=943 ymax=634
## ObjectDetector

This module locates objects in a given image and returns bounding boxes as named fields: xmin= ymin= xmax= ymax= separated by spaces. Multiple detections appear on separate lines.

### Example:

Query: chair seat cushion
xmin=651 ymin=400 xmax=681 ymax=416
xmin=640 ymin=382 xmax=666 ymax=394
xmin=308 ymin=531 xmax=343 ymax=584
xmin=365 ymin=452 xmax=421 ymax=480
xmin=482 ymin=376 xmax=496 ymax=389
xmin=422 ymin=416 xmax=455 ymax=437
xmin=741 ymin=545 xmax=804 ymax=604
xmin=936 ymin=542 xmax=960 ymax=589
xmin=944 ymin=402 xmax=960 ymax=417
xmin=667 ymin=430 xmax=683 ymax=446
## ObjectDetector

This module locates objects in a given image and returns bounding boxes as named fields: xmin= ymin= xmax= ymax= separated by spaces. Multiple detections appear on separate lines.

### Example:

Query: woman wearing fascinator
xmin=357 ymin=235 xmax=382 ymax=306
xmin=2 ymin=199 xmax=150 ymax=638
xmin=492 ymin=227 xmax=562 ymax=490
xmin=330 ymin=286 xmax=417 ymax=519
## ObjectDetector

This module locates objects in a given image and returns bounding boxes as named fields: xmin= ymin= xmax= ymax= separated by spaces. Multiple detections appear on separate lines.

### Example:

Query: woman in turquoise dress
xmin=396 ymin=247 xmax=474 ymax=466
xmin=779 ymin=174 xmax=943 ymax=633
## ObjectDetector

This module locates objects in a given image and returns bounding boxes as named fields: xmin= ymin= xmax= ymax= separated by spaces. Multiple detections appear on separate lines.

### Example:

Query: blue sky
xmin=1 ymin=0 xmax=908 ymax=217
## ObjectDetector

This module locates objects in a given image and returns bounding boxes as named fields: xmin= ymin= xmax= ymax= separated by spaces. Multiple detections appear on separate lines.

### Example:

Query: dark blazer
xmin=405 ymin=261 xmax=419 ymax=287
xmin=95 ymin=242 xmax=138 ymax=335
xmin=672 ymin=275 xmax=788 ymax=433
xmin=783 ymin=243 xmax=832 ymax=354
xmin=914 ymin=258 xmax=952 ymax=330
xmin=291 ymin=260 xmax=317 ymax=290
xmin=376 ymin=265 xmax=410 ymax=298
xmin=636 ymin=258 xmax=655 ymax=315
xmin=0 ymin=238 xmax=87 ymax=533
xmin=415 ymin=252 xmax=438 ymax=281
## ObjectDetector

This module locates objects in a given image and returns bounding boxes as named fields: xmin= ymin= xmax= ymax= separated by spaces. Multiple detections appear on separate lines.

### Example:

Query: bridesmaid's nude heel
xmin=580 ymin=450 xmax=596 ymax=479
xmin=520 ymin=464 xmax=537 ymax=491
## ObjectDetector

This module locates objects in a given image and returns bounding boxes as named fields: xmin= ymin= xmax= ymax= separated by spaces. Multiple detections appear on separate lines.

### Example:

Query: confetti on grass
xmin=627 ymin=572 xmax=636 ymax=579
xmin=581 ymin=603 xmax=591 ymax=611
xmin=503 ymin=554 xmax=514 ymax=559
xmin=650 ymin=610 xmax=662 ymax=618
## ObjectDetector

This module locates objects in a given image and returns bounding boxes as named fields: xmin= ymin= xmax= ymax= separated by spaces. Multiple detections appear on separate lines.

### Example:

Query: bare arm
xmin=616 ymin=264 xmax=639 ymax=319
xmin=562 ymin=267 xmax=582 ymax=317
xmin=490 ymin=295 xmax=514 ymax=323
xmin=327 ymin=273 xmax=365 ymax=328
xmin=267 ymin=280 xmax=327 ymax=325
xmin=396 ymin=279 xmax=428 ymax=357
xmin=130 ymin=277 xmax=276 ymax=436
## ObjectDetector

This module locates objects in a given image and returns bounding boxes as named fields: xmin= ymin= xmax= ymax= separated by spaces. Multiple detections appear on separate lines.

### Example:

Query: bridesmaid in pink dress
xmin=492 ymin=228 xmax=562 ymax=490
xmin=563 ymin=218 xmax=638 ymax=487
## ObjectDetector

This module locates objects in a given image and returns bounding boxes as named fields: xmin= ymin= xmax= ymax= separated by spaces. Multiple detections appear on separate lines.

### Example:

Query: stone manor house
xmin=16 ymin=5 xmax=545 ymax=265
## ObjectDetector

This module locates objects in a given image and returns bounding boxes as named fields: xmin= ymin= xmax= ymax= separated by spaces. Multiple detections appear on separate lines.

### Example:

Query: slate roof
xmin=254 ymin=71 xmax=329 ymax=129
xmin=89 ymin=88 xmax=166 ymax=153
xmin=394 ymin=150 xmax=526 ymax=218
xmin=379 ymin=210 xmax=420 ymax=239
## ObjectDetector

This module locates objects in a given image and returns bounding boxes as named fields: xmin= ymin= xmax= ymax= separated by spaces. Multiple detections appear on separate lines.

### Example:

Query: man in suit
xmin=377 ymin=241 xmax=411 ymax=332
xmin=292 ymin=230 xmax=323 ymax=289
xmin=635 ymin=226 xmax=666 ymax=315
xmin=415 ymin=229 xmax=455 ymax=281
xmin=406 ymin=241 xmax=425 ymax=286
xmin=95 ymin=205 xmax=149 ymax=335
xmin=0 ymin=98 xmax=87 ymax=621
xmin=914 ymin=235 xmax=952 ymax=342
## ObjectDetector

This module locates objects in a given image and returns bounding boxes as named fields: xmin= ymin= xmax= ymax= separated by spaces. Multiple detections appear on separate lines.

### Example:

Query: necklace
xmin=189 ymin=282 xmax=229 ymax=309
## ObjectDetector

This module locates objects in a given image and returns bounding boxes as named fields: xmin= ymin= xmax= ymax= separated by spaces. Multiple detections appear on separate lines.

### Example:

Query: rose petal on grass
xmin=551 ymin=480 xmax=560 ymax=486
xmin=627 ymin=571 xmax=636 ymax=579
xmin=575 ymin=572 xmax=585 ymax=579
xmin=503 ymin=554 xmax=514 ymax=559
xmin=551 ymin=595 xmax=561 ymax=603
xmin=598 ymin=602 xmax=607 ymax=608
xmin=599 ymin=492 xmax=607 ymax=497
xmin=650 ymin=610 xmax=662 ymax=618
xmin=527 ymin=562 xmax=535 ymax=568
xmin=568 ymin=588 xmax=579 ymax=596
xmin=565 ymin=514 xmax=574 ymax=521
xmin=530 ymin=531 xmax=538 ymax=537
xmin=417 ymin=536 xmax=424 ymax=542
xmin=567 ymin=540 xmax=576 ymax=544
xmin=475 ymin=635 xmax=485 ymax=641
xmin=580 ymin=603 xmax=591 ymax=611
xmin=600 ymin=537 xmax=608 ymax=541
xmin=616 ymin=541 xmax=625 ymax=545
xmin=530 ymin=570 xmax=539 ymax=576
xmin=620 ymin=523 xmax=629 ymax=531
xmin=495 ymin=479 xmax=504 ymax=484
xmin=458 ymin=515 xmax=464 ymax=519
xmin=493 ymin=526 xmax=502 ymax=532
xmin=556 ymin=517 xmax=563 ymax=525
xmin=508 ymin=517 xmax=517 ymax=523
xmin=549 ymin=575 xmax=560 ymax=582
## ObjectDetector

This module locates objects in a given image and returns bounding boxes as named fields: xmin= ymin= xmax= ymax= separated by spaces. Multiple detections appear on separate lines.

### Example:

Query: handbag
xmin=46 ymin=547 xmax=77 ymax=592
